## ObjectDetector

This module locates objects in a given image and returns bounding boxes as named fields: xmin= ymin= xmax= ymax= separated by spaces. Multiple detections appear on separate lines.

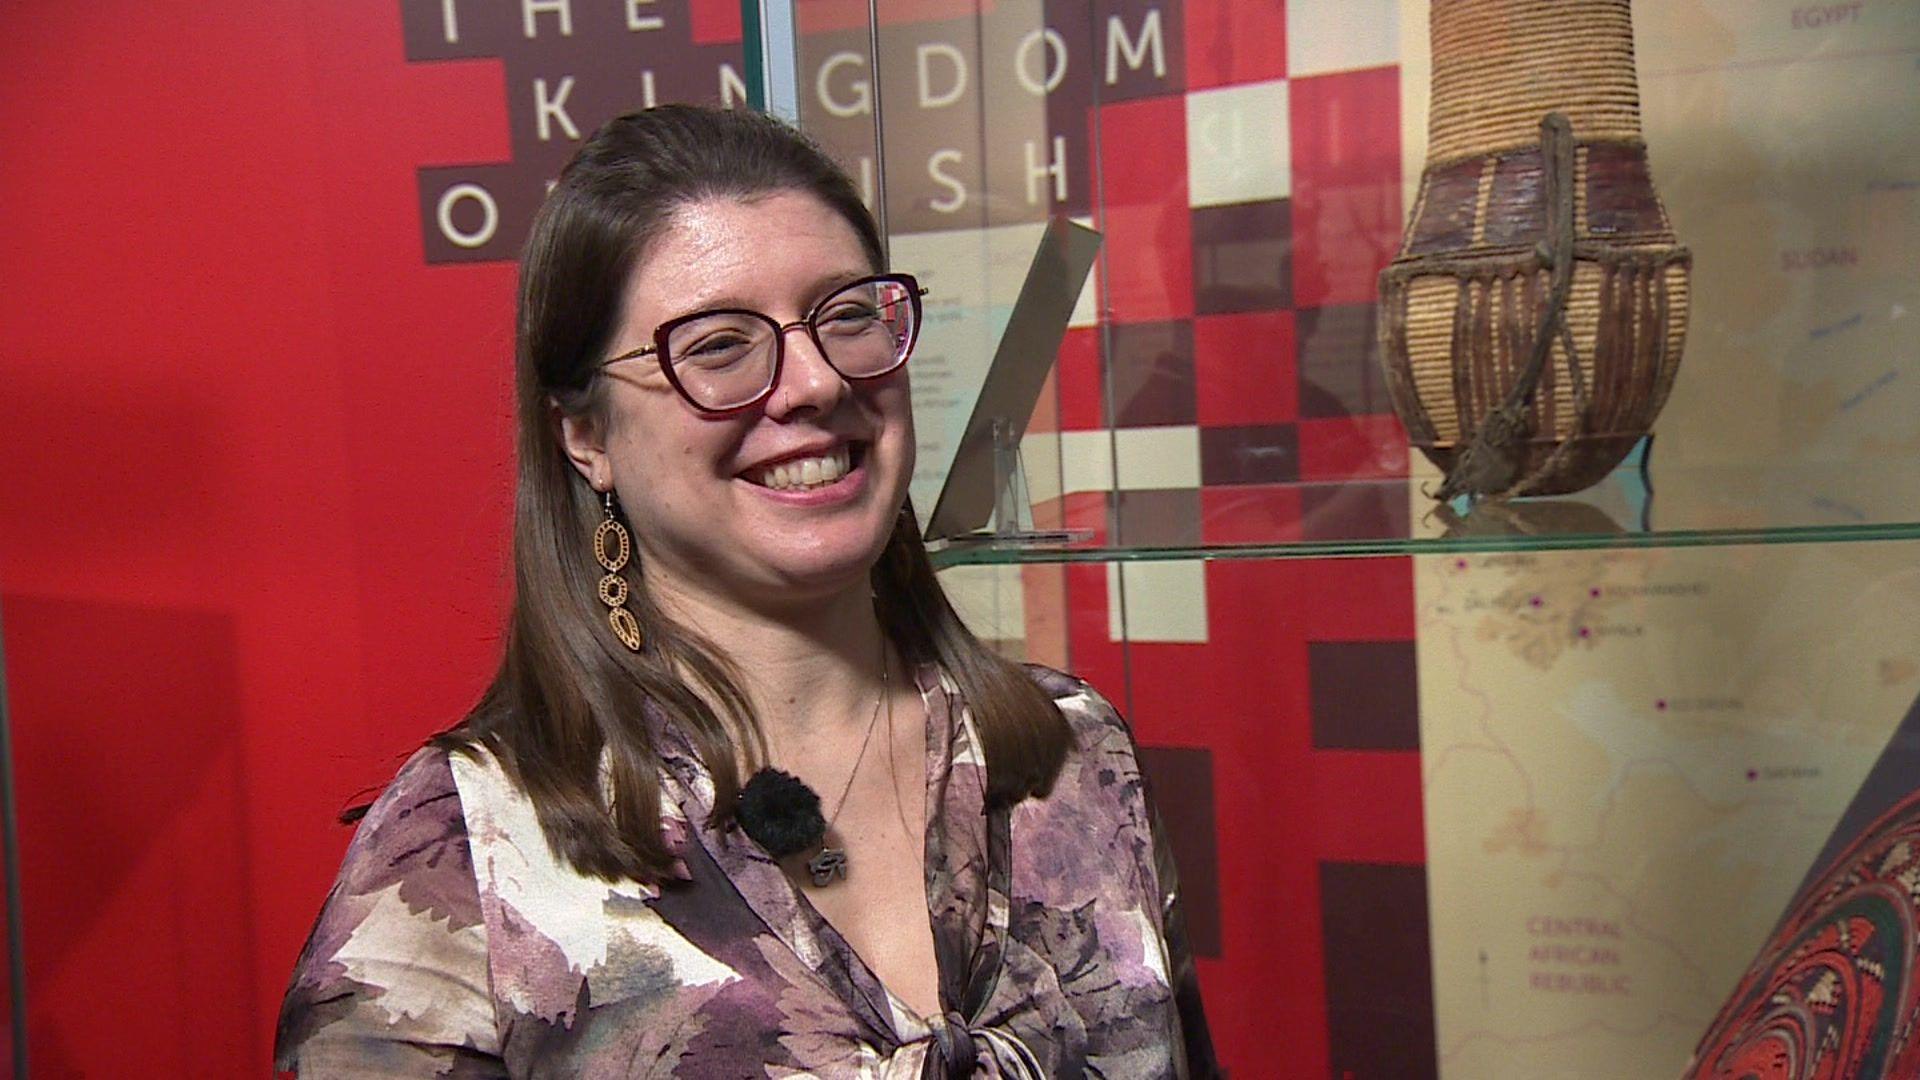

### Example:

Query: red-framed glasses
xmin=601 ymin=272 xmax=927 ymax=414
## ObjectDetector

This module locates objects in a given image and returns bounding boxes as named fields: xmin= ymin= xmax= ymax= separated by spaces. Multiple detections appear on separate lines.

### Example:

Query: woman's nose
xmin=764 ymin=323 xmax=851 ymax=418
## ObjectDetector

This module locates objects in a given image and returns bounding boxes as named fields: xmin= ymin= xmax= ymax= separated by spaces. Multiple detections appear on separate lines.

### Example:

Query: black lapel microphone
xmin=735 ymin=767 xmax=826 ymax=859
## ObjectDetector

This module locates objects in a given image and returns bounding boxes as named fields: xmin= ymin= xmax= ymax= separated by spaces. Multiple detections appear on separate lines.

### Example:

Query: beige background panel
xmin=1420 ymin=543 xmax=1920 ymax=1079
xmin=938 ymin=563 xmax=1028 ymax=647
xmin=1401 ymin=3 xmax=1920 ymax=1077
xmin=1634 ymin=0 xmax=1920 ymax=475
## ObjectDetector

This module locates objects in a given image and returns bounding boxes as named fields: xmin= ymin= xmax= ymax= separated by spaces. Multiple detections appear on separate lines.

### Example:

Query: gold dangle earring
xmin=594 ymin=490 xmax=644 ymax=652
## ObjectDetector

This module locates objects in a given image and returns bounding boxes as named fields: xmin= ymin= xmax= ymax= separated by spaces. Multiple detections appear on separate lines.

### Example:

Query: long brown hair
xmin=437 ymin=105 xmax=1071 ymax=883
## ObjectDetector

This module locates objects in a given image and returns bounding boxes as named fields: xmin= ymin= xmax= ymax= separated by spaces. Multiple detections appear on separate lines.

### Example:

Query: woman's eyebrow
xmin=805 ymin=270 xmax=872 ymax=300
xmin=672 ymin=271 xmax=873 ymax=319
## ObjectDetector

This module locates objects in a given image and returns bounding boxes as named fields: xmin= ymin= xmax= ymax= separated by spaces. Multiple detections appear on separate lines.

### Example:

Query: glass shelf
xmin=930 ymin=519 xmax=1920 ymax=565
xmin=929 ymin=450 xmax=1920 ymax=565
xmin=749 ymin=1 xmax=1920 ymax=1077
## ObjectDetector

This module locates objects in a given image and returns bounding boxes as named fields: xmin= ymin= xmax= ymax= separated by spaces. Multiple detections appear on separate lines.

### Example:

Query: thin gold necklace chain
xmin=821 ymin=639 xmax=888 ymax=836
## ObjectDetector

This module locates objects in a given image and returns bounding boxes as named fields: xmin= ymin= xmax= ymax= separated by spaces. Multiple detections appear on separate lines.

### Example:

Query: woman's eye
xmin=690 ymin=336 xmax=743 ymax=354
xmin=677 ymin=334 xmax=754 ymax=366
xmin=822 ymin=303 xmax=880 ymax=328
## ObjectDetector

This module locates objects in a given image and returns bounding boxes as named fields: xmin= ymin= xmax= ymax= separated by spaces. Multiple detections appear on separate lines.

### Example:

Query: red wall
xmin=2 ymin=4 xmax=1420 ymax=1076
xmin=1 ymin=4 xmax=519 ymax=1074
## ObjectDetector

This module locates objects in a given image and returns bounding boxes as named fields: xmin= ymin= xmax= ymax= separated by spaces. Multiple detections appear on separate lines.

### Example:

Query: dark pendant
xmin=807 ymin=847 xmax=848 ymax=887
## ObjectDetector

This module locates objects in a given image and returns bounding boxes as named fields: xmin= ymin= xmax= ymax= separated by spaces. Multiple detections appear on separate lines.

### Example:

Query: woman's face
xmin=563 ymin=190 xmax=915 ymax=610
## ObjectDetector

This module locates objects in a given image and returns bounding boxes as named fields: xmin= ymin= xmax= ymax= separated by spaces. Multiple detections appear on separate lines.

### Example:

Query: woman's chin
xmin=734 ymin=534 xmax=890 ymax=602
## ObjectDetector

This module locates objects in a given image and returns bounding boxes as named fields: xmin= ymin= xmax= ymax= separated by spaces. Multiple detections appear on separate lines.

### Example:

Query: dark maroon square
xmin=1137 ymin=745 xmax=1220 ymax=958
xmin=1200 ymin=424 xmax=1299 ymax=486
xmin=1091 ymin=0 xmax=1188 ymax=101
xmin=1107 ymin=321 xmax=1198 ymax=427
xmin=1296 ymin=304 xmax=1385 ymax=419
xmin=1111 ymin=488 xmax=1203 ymax=548
xmin=405 ymin=0 xmax=748 ymax=264
xmin=1309 ymin=641 xmax=1419 ymax=751
xmin=1192 ymin=198 xmax=1293 ymax=314
xmin=1320 ymin=861 xmax=1438 ymax=1080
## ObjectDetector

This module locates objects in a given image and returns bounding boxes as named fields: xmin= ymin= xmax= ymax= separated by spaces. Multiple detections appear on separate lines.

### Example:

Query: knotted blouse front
xmin=275 ymin=665 xmax=1215 ymax=1077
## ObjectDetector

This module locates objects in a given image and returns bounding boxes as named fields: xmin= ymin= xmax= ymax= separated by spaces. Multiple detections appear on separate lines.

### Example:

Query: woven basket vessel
xmin=1379 ymin=0 xmax=1690 ymax=499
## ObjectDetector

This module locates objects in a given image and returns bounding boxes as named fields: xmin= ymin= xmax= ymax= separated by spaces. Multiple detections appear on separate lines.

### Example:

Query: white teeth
xmin=755 ymin=445 xmax=852 ymax=490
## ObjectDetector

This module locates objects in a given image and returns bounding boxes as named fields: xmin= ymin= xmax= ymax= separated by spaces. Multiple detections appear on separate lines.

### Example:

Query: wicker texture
xmin=1380 ymin=0 xmax=1690 ymax=499
xmin=1428 ymin=0 xmax=1643 ymax=163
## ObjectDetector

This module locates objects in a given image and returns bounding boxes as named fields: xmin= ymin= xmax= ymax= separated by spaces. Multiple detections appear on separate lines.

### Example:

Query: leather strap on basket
xmin=1432 ymin=112 xmax=1585 ymax=503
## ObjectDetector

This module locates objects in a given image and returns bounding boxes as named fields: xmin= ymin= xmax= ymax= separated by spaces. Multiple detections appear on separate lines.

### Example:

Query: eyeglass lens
xmin=664 ymin=277 xmax=917 ymax=410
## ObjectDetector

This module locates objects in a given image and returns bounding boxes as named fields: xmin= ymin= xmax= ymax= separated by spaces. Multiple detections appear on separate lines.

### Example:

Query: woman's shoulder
xmin=351 ymin=745 xmax=468 ymax=863
xmin=1013 ymin=665 xmax=1156 ymax=817
xmin=347 ymin=738 xmax=524 ymax=849
xmin=325 ymin=744 xmax=486 ymax=927
xmin=276 ymin=745 xmax=498 ymax=1070
xmin=1020 ymin=663 xmax=1136 ymax=751
xmin=314 ymin=739 xmax=537 ymax=939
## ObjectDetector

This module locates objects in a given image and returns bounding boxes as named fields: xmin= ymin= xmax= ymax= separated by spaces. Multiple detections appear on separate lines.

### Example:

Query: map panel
xmin=1413 ymin=2 xmax=1920 ymax=1075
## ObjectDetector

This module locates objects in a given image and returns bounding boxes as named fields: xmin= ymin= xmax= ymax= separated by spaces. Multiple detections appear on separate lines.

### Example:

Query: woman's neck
xmin=648 ymin=573 xmax=893 ymax=757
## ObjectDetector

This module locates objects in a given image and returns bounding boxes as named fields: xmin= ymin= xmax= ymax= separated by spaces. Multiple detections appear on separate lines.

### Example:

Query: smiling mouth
xmin=745 ymin=443 xmax=863 ymax=491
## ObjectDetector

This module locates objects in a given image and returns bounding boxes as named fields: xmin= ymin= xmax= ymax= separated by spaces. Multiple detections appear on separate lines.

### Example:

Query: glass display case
xmin=750 ymin=2 xmax=1920 ymax=1076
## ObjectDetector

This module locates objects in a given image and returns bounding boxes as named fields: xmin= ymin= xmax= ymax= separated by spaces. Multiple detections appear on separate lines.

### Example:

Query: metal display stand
xmin=922 ymin=218 xmax=1103 ymax=545
xmin=983 ymin=417 xmax=1081 ymax=545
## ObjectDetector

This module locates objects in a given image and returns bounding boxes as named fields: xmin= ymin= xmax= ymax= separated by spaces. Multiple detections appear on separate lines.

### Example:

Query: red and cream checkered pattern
xmin=998 ymin=3 xmax=1433 ymax=1073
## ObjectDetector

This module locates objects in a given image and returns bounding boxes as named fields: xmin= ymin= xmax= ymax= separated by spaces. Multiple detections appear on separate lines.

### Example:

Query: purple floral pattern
xmin=276 ymin=666 xmax=1216 ymax=1077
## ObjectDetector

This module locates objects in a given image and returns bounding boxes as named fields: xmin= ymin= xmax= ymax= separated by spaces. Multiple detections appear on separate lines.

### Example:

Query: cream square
xmin=1107 ymin=561 xmax=1209 ymax=643
xmin=937 ymin=564 xmax=1027 ymax=643
xmin=1057 ymin=431 xmax=1116 ymax=497
xmin=1287 ymin=0 xmax=1400 ymax=77
xmin=1185 ymin=80 xmax=1292 ymax=209
xmin=1114 ymin=426 xmax=1202 ymax=490
xmin=1021 ymin=429 xmax=1063 ymax=508
xmin=1059 ymin=426 xmax=1202 ymax=494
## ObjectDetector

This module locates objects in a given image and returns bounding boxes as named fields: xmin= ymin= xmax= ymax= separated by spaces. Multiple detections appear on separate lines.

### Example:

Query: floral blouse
xmin=275 ymin=665 xmax=1216 ymax=1077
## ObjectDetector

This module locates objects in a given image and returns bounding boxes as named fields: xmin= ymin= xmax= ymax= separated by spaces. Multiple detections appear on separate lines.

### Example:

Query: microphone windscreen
xmin=736 ymin=767 xmax=826 ymax=859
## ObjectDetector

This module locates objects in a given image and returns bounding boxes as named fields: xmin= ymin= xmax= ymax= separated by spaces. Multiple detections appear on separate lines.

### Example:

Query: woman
xmin=276 ymin=104 xmax=1215 ymax=1078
